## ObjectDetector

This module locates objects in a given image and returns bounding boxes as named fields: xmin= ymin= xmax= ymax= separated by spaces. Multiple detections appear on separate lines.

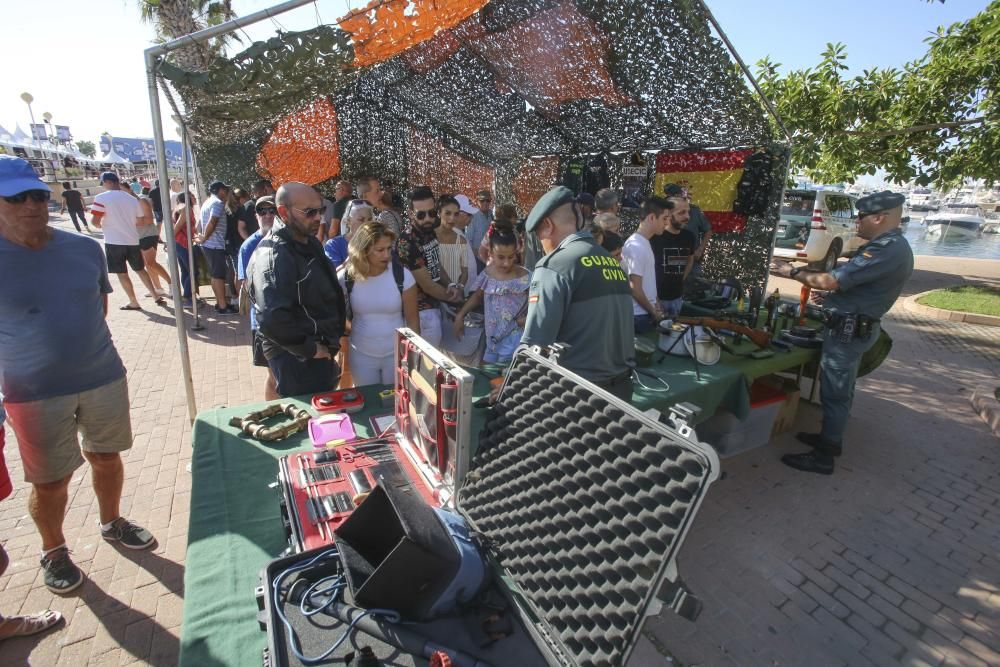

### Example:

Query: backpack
xmin=733 ymin=150 xmax=776 ymax=216
xmin=344 ymin=256 xmax=406 ymax=322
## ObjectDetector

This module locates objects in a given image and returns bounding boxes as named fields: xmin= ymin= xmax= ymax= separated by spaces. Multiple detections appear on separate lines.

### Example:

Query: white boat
xmin=924 ymin=203 xmax=985 ymax=239
xmin=909 ymin=187 xmax=939 ymax=212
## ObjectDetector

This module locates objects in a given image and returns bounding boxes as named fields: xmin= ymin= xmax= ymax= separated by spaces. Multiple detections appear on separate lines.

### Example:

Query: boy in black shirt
xmin=649 ymin=197 xmax=696 ymax=318
xmin=59 ymin=182 xmax=90 ymax=233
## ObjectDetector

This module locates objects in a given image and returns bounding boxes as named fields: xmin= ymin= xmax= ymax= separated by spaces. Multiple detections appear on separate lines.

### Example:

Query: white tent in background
xmin=97 ymin=148 xmax=131 ymax=164
xmin=12 ymin=125 xmax=31 ymax=144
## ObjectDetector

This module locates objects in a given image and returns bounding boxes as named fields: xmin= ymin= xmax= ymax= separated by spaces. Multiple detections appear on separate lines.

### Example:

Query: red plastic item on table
xmin=312 ymin=389 xmax=365 ymax=414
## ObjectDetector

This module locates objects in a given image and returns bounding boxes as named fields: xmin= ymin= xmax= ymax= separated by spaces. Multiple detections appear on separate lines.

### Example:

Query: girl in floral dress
xmin=452 ymin=224 xmax=531 ymax=364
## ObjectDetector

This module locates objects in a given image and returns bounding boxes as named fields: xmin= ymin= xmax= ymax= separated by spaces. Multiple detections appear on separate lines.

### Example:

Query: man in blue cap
xmin=770 ymin=190 xmax=913 ymax=474
xmin=0 ymin=156 xmax=155 ymax=595
xmin=520 ymin=186 xmax=635 ymax=399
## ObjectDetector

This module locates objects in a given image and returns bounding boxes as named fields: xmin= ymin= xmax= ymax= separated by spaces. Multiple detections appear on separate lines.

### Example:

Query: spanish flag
xmin=653 ymin=149 xmax=753 ymax=233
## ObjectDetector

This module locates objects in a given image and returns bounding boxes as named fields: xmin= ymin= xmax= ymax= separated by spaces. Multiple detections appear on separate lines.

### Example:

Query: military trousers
xmin=818 ymin=321 xmax=881 ymax=447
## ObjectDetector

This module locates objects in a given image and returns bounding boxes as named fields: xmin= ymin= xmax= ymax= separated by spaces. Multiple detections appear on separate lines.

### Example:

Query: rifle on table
xmin=675 ymin=317 xmax=772 ymax=349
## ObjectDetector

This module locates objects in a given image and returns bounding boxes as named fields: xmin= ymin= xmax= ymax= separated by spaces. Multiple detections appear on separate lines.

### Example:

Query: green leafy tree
xmin=76 ymin=140 xmax=96 ymax=158
xmin=756 ymin=1 xmax=998 ymax=186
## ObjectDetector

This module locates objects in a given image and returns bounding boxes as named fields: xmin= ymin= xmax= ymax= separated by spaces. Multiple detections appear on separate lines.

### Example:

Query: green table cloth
xmin=179 ymin=346 xmax=815 ymax=666
xmin=179 ymin=384 xmax=390 ymax=666
xmin=630 ymin=333 xmax=817 ymax=424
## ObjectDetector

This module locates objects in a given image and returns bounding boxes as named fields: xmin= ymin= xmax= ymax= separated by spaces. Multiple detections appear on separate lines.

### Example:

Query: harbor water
xmin=905 ymin=213 xmax=1000 ymax=260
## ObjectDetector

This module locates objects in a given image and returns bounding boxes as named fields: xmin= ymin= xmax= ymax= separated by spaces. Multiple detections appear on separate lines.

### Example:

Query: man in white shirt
xmin=90 ymin=172 xmax=160 ymax=311
xmin=620 ymin=196 xmax=672 ymax=333
xmin=199 ymin=180 xmax=237 ymax=314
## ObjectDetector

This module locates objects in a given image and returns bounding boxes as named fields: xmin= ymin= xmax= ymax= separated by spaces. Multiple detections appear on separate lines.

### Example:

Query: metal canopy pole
xmin=177 ymin=122 xmax=203 ymax=331
xmin=145 ymin=53 xmax=198 ymax=422
xmin=142 ymin=0 xmax=326 ymax=422
xmin=145 ymin=0 xmax=317 ymax=61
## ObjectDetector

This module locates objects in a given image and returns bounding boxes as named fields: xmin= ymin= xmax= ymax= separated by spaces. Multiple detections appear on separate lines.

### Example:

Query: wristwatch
xmin=789 ymin=266 xmax=804 ymax=279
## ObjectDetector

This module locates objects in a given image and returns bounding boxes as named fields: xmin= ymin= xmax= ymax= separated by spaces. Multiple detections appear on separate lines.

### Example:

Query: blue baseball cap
xmin=100 ymin=171 xmax=120 ymax=183
xmin=0 ymin=155 xmax=51 ymax=197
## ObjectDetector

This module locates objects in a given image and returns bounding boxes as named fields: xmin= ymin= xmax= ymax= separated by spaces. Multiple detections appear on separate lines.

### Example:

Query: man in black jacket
xmin=246 ymin=182 xmax=346 ymax=397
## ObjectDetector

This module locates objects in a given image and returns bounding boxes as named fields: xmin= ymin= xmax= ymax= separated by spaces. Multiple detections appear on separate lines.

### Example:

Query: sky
xmin=0 ymin=0 xmax=989 ymax=151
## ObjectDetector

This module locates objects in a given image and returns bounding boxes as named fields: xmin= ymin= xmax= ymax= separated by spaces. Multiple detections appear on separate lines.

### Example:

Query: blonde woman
xmin=337 ymin=222 xmax=420 ymax=386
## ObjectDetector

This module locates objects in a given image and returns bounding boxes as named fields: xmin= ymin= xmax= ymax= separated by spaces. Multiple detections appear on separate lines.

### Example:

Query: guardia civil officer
xmin=520 ymin=186 xmax=635 ymax=400
xmin=769 ymin=191 xmax=913 ymax=475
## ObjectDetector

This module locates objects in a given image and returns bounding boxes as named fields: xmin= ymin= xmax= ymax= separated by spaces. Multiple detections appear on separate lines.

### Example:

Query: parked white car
xmin=771 ymin=189 xmax=864 ymax=271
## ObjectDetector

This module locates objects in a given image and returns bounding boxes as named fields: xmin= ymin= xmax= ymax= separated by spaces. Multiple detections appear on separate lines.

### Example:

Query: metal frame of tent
xmin=145 ymin=0 xmax=791 ymax=422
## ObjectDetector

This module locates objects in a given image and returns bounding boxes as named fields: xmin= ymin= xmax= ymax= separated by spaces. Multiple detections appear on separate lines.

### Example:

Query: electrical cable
xmin=631 ymin=369 xmax=670 ymax=393
xmin=272 ymin=547 xmax=401 ymax=664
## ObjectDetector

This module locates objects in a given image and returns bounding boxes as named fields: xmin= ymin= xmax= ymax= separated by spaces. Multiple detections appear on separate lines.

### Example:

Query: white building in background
xmin=0 ymin=123 xmax=105 ymax=181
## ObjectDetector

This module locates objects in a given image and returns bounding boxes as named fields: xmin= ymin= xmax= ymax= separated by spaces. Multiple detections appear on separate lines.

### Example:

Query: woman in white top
xmin=338 ymin=221 xmax=420 ymax=386
xmin=435 ymin=195 xmax=477 ymax=294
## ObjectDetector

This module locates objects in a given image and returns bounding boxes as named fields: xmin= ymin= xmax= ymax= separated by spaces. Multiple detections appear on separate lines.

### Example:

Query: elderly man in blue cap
xmin=520 ymin=186 xmax=635 ymax=400
xmin=0 ymin=156 xmax=156 ymax=596
xmin=770 ymin=190 xmax=913 ymax=475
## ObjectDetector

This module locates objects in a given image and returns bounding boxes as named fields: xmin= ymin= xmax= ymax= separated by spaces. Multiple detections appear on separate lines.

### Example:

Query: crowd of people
xmin=54 ymin=170 xmax=716 ymax=406
xmin=222 ymin=177 xmax=711 ymax=406
xmin=0 ymin=147 xmax=914 ymax=639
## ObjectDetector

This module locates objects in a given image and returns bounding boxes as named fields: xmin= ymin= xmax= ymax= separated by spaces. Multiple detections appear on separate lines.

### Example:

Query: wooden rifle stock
xmin=676 ymin=317 xmax=772 ymax=349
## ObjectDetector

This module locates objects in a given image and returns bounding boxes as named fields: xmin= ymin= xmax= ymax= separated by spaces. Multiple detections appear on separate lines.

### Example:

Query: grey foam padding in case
xmin=459 ymin=350 xmax=718 ymax=667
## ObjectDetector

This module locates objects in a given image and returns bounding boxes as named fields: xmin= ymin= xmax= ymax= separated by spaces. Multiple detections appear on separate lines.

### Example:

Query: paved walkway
xmin=1 ymin=215 xmax=998 ymax=666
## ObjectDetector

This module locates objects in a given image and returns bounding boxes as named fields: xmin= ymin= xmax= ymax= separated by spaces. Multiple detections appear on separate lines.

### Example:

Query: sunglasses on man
xmin=3 ymin=190 xmax=50 ymax=205
xmin=256 ymin=207 xmax=277 ymax=216
xmin=413 ymin=209 xmax=438 ymax=221
xmin=292 ymin=204 xmax=328 ymax=218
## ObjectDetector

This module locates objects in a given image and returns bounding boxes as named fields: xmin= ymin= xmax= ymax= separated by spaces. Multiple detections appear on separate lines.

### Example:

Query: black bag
xmin=733 ymin=150 xmax=776 ymax=216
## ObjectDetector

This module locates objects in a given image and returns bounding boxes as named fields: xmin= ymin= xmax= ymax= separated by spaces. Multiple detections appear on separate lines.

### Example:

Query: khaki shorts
xmin=5 ymin=377 xmax=133 ymax=484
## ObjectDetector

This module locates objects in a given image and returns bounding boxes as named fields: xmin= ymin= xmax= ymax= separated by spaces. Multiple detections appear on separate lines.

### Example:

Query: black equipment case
xmin=260 ymin=340 xmax=720 ymax=666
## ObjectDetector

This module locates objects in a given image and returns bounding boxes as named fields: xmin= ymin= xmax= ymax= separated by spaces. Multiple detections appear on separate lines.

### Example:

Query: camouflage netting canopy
xmin=159 ymin=0 xmax=790 ymax=288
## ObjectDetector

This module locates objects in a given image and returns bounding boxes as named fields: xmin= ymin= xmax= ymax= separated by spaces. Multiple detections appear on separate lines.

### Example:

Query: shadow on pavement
xmin=116 ymin=546 xmax=186 ymax=598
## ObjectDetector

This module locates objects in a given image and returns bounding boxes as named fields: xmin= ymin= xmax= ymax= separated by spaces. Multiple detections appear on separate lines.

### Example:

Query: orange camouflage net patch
xmin=468 ymin=3 xmax=631 ymax=111
xmin=511 ymin=156 xmax=560 ymax=216
xmin=407 ymin=126 xmax=494 ymax=196
xmin=339 ymin=0 xmax=489 ymax=67
xmin=256 ymin=98 xmax=341 ymax=187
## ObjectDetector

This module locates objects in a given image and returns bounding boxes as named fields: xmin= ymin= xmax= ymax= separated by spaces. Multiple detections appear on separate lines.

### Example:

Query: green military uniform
xmin=521 ymin=187 xmax=635 ymax=399
xmin=816 ymin=197 xmax=913 ymax=448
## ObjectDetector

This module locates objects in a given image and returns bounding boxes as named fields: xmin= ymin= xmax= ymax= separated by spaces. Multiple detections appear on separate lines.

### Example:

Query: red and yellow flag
xmin=654 ymin=149 xmax=753 ymax=233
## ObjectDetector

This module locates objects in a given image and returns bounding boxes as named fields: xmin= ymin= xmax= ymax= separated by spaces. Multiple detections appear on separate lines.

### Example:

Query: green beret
xmin=525 ymin=186 xmax=575 ymax=232
xmin=856 ymin=190 xmax=905 ymax=215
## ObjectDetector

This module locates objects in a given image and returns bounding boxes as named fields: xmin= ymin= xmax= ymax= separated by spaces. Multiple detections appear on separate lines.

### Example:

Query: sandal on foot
xmin=0 ymin=610 xmax=63 ymax=640
xmin=119 ymin=304 xmax=142 ymax=311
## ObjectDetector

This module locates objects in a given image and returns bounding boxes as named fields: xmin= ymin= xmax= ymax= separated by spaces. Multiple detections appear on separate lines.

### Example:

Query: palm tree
xmin=137 ymin=0 xmax=238 ymax=71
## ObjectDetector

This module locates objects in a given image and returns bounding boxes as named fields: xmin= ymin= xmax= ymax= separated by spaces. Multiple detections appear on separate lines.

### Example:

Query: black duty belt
xmin=823 ymin=312 xmax=879 ymax=343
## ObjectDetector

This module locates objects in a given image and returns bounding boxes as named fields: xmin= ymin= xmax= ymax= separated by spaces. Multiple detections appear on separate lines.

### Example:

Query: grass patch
xmin=917 ymin=284 xmax=1000 ymax=317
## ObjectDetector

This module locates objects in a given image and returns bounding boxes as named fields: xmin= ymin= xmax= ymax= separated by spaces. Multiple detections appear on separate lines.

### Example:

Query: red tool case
xmin=277 ymin=440 xmax=437 ymax=553
xmin=277 ymin=329 xmax=474 ymax=553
